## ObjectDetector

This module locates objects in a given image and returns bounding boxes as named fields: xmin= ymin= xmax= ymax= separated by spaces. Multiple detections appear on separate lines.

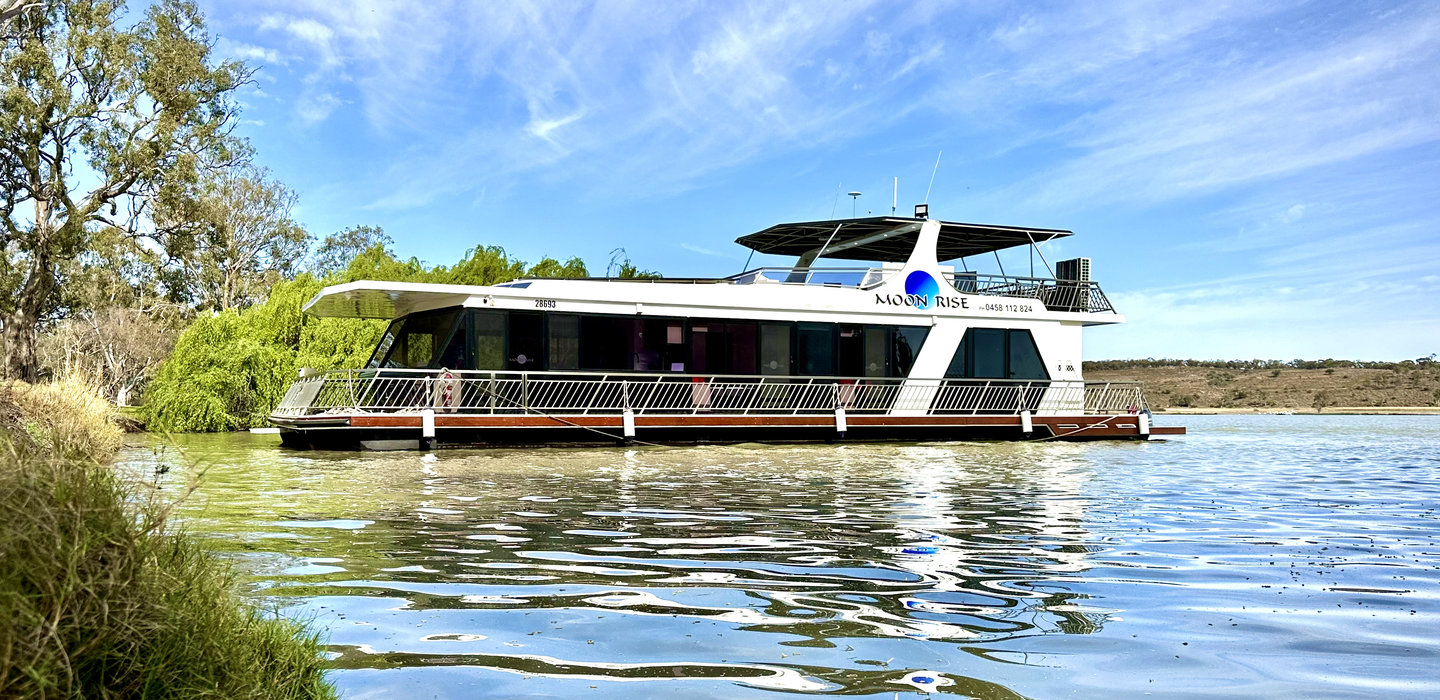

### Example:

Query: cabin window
xmin=366 ymin=321 xmax=399 ymax=369
xmin=471 ymin=310 xmax=505 ymax=370
xmin=548 ymin=314 xmax=580 ymax=370
xmin=579 ymin=316 xmax=634 ymax=370
xmin=634 ymin=318 xmax=686 ymax=371
xmin=727 ymin=322 xmax=758 ymax=375
xmin=376 ymin=308 xmax=462 ymax=369
xmin=689 ymin=322 xmax=721 ymax=373
xmin=862 ymin=325 xmax=888 ymax=377
xmin=507 ymin=312 xmax=544 ymax=370
xmin=759 ymin=323 xmax=792 ymax=375
xmin=945 ymin=328 xmax=1049 ymax=380
xmin=797 ymin=322 xmax=835 ymax=375
xmin=1007 ymin=330 xmax=1048 ymax=380
xmin=892 ymin=326 xmax=928 ymax=377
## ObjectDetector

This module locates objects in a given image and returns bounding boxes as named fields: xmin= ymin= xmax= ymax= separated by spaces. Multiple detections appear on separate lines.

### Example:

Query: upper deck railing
xmin=946 ymin=272 xmax=1114 ymax=313
xmin=271 ymin=369 xmax=1149 ymax=420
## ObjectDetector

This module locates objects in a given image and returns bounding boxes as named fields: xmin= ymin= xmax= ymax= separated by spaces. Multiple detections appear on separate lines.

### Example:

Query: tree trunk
xmin=2 ymin=307 xmax=40 ymax=382
xmin=4 ymin=223 xmax=54 ymax=382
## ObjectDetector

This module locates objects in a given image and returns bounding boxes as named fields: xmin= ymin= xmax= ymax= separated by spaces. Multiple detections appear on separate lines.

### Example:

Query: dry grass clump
xmin=0 ymin=432 xmax=334 ymax=698
xmin=2 ymin=377 xmax=124 ymax=463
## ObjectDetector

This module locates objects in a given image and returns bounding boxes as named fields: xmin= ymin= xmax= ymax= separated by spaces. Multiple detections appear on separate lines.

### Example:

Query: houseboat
xmin=270 ymin=207 xmax=1184 ymax=449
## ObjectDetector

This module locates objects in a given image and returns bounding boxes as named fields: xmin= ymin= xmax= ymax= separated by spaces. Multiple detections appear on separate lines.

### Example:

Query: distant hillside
xmin=1085 ymin=360 xmax=1440 ymax=411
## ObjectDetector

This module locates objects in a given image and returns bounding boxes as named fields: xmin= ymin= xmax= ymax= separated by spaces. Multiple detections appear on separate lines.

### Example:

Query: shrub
xmin=144 ymin=275 xmax=382 ymax=432
xmin=144 ymin=312 xmax=295 ymax=432
xmin=0 ymin=438 xmax=334 ymax=698
xmin=1205 ymin=370 xmax=1234 ymax=386
xmin=3 ymin=377 xmax=124 ymax=463
xmin=1170 ymin=393 xmax=1197 ymax=407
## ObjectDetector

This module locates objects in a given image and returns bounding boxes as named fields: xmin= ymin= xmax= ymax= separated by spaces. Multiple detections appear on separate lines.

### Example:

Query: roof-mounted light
xmin=914 ymin=204 xmax=929 ymax=219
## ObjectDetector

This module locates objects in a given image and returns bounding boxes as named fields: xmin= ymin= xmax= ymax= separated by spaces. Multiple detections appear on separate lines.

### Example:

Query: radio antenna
xmin=892 ymin=177 xmax=897 ymax=215
xmin=829 ymin=182 xmax=843 ymax=219
xmin=923 ymin=150 xmax=942 ymax=204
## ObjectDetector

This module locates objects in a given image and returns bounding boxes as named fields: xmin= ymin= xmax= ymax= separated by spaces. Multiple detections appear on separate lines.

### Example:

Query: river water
xmin=123 ymin=415 xmax=1440 ymax=698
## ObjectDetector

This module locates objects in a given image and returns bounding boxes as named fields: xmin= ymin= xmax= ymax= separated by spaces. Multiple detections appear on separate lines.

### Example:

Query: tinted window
xmin=548 ymin=314 xmax=579 ymax=370
xmin=945 ymin=328 xmax=1050 ymax=380
xmin=760 ymin=323 xmax=791 ymax=375
xmin=472 ymin=310 xmax=505 ymax=370
xmin=970 ymin=328 xmax=1006 ymax=378
xmin=797 ymin=322 xmax=835 ymax=375
xmin=378 ymin=308 xmax=462 ymax=369
xmin=892 ymin=326 xmax=929 ymax=377
xmin=1007 ymin=329 xmax=1048 ymax=380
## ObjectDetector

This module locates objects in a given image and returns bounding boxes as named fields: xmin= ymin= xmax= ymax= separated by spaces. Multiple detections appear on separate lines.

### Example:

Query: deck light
xmin=914 ymin=204 xmax=929 ymax=219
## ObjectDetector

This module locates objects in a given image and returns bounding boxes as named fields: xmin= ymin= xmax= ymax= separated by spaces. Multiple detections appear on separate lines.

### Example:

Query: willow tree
xmin=0 ymin=0 xmax=246 ymax=380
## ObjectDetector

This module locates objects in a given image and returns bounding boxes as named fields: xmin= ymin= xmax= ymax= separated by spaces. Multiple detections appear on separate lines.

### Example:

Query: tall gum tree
xmin=0 ymin=0 xmax=246 ymax=380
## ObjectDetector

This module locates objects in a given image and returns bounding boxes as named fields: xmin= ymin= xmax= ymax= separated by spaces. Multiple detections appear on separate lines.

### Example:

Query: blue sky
xmin=197 ymin=0 xmax=1439 ymax=361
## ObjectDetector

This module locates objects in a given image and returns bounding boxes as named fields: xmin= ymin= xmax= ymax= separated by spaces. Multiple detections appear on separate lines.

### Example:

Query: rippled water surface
xmin=123 ymin=416 xmax=1440 ymax=698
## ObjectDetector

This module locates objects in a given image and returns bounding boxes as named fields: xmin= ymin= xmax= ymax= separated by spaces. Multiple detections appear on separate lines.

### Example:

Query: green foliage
xmin=145 ymin=272 xmax=386 ymax=431
xmin=441 ymin=245 xmax=527 ymax=285
xmin=0 ymin=437 xmax=334 ymax=699
xmin=524 ymin=256 xmax=589 ymax=279
xmin=312 ymin=225 xmax=392 ymax=279
xmin=1 ymin=0 xmax=249 ymax=380
xmin=144 ymin=311 xmax=292 ymax=432
xmin=145 ymin=242 xmax=629 ymax=430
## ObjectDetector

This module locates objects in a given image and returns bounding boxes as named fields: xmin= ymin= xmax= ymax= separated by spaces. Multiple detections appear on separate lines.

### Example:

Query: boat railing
xmin=727 ymin=266 xmax=895 ymax=288
xmin=946 ymin=272 xmax=1114 ymax=313
xmin=273 ymin=369 xmax=1149 ymax=419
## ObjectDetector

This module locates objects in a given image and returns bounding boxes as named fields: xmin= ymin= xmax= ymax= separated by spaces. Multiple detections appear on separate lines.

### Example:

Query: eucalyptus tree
xmin=0 ymin=0 xmax=247 ymax=380
xmin=311 ymin=224 xmax=392 ymax=280
xmin=169 ymin=165 xmax=310 ymax=311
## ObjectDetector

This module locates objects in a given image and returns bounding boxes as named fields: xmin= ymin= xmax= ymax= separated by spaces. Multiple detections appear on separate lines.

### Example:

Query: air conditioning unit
xmin=1055 ymin=258 xmax=1091 ymax=312
xmin=1056 ymin=257 xmax=1090 ymax=282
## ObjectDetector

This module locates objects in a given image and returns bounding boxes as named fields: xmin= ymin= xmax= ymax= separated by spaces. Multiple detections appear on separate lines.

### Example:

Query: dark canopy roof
xmin=735 ymin=216 xmax=1072 ymax=262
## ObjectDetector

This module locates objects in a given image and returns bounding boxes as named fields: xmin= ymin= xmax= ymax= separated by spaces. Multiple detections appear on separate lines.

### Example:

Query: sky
xmin=195 ymin=0 xmax=1440 ymax=361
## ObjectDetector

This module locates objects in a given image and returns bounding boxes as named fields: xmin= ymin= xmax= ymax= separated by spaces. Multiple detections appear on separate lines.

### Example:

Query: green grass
xmin=0 ymin=387 xmax=335 ymax=698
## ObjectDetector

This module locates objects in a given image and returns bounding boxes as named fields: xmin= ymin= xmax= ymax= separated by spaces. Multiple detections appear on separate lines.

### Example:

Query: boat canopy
xmin=735 ymin=217 xmax=1071 ymax=263
xmin=303 ymin=280 xmax=480 ymax=319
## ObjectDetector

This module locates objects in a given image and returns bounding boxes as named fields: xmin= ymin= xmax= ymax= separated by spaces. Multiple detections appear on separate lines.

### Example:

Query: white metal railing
xmin=271 ymin=369 xmax=1149 ymax=419
xmin=945 ymin=272 xmax=1114 ymax=313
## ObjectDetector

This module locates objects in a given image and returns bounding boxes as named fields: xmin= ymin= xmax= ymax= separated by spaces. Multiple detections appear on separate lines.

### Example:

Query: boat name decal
xmin=875 ymin=292 xmax=969 ymax=310
xmin=876 ymin=271 xmax=967 ymax=310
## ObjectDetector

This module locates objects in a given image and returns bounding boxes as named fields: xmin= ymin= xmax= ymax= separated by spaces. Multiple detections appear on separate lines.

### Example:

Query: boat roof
xmin=736 ymin=216 xmax=1071 ymax=262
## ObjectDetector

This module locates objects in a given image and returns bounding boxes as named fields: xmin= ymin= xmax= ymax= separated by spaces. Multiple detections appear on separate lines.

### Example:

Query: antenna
xmin=924 ymin=150 xmax=942 ymax=204
xmin=829 ymin=182 xmax=843 ymax=219
xmin=892 ymin=177 xmax=897 ymax=215
xmin=848 ymin=191 xmax=861 ymax=218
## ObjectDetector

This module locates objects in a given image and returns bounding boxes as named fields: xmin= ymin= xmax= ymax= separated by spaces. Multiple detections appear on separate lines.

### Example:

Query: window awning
xmin=735 ymin=216 xmax=1072 ymax=262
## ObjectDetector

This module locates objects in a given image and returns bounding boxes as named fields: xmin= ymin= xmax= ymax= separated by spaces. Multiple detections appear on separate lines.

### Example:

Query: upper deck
xmin=304 ymin=213 xmax=1115 ymax=322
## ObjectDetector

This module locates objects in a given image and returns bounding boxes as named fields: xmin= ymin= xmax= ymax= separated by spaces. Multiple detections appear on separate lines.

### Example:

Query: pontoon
xmin=270 ymin=208 xmax=1184 ymax=449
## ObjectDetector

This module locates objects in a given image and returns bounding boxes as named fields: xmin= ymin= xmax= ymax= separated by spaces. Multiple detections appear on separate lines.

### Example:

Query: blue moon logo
xmin=904 ymin=271 xmax=939 ymax=309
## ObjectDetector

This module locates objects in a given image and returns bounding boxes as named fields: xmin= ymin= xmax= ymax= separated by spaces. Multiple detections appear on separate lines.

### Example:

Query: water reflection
xmin=122 ymin=417 xmax=1440 ymax=698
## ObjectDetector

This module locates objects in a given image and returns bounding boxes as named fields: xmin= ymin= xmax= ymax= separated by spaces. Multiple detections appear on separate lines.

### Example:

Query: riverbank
xmin=1088 ymin=364 xmax=1440 ymax=411
xmin=0 ymin=380 xmax=334 ymax=698
xmin=1159 ymin=406 xmax=1440 ymax=415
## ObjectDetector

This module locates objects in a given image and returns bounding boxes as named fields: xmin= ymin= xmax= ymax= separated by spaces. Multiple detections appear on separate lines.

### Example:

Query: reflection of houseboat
xmin=271 ymin=208 xmax=1183 ymax=449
